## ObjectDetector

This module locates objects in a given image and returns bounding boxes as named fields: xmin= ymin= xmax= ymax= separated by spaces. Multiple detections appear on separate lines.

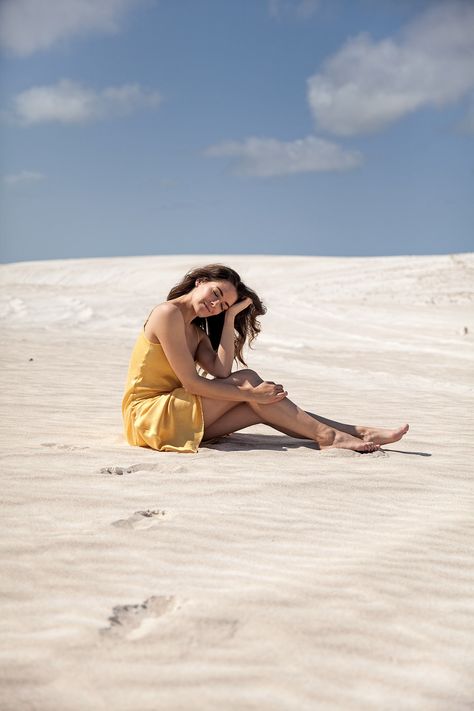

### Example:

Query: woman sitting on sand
xmin=122 ymin=264 xmax=408 ymax=454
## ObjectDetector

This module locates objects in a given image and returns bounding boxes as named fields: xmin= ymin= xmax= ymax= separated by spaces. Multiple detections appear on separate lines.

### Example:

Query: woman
xmin=122 ymin=264 xmax=409 ymax=454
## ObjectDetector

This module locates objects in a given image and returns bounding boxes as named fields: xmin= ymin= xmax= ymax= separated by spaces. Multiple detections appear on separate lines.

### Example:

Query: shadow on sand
xmin=382 ymin=448 xmax=431 ymax=457
xmin=201 ymin=433 xmax=431 ymax=456
xmin=201 ymin=432 xmax=312 ymax=452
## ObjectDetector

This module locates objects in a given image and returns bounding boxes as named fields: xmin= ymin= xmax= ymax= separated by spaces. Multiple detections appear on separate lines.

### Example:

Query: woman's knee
xmin=231 ymin=368 xmax=262 ymax=387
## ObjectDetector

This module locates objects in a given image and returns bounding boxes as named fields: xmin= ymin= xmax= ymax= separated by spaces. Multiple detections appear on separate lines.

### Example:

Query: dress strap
xmin=143 ymin=306 xmax=156 ymax=328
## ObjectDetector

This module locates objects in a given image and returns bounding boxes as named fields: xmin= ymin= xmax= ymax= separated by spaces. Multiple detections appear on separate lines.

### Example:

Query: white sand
xmin=1 ymin=253 xmax=473 ymax=710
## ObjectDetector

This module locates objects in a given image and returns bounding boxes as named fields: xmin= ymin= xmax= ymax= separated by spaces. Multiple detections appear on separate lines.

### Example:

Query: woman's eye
xmin=213 ymin=289 xmax=225 ymax=310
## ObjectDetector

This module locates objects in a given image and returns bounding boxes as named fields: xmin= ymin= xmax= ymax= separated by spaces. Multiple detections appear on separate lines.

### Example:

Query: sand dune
xmin=1 ymin=254 xmax=473 ymax=710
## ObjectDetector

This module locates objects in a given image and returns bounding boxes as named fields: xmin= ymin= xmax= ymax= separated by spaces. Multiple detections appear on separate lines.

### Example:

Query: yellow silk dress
xmin=122 ymin=329 xmax=204 ymax=453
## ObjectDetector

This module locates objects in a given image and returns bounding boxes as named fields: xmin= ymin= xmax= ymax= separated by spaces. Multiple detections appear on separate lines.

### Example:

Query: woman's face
xmin=194 ymin=278 xmax=239 ymax=317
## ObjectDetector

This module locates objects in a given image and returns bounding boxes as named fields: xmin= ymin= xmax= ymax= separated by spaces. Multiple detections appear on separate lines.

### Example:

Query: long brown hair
xmin=167 ymin=264 xmax=266 ymax=366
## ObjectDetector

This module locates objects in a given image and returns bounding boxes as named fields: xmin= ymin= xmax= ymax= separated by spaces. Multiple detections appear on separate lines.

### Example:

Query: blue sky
xmin=1 ymin=0 xmax=473 ymax=263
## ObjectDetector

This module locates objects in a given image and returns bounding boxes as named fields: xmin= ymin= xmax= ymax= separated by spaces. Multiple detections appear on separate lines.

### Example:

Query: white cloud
xmin=0 ymin=0 xmax=145 ymax=56
xmin=205 ymin=135 xmax=362 ymax=177
xmin=269 ymin=0 xmax=320 ymax=20
xmin=3 ymin=170 xmax=45 ymax=186
xmin=8 ymin=79 xmax=161 ymax=125
xmin=307 ymin=1 xmax=474 ymax=135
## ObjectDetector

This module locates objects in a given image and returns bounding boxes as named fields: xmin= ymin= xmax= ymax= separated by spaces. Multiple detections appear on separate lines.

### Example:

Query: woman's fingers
xmin=253 ymin=381 xmax=287 ymax=404
xmin=266 ymin=384 xmax=287 ymax=403
xmin=267 ymin=391 xmax=287 ymax=404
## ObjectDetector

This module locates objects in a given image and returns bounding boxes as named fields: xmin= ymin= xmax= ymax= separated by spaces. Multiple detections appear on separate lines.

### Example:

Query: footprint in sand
xmin=111 ymin=509 xmax=168 ymax=529
xmin=100 ymin=595 xmax=239 ymax=647
xmin=101 ymin=595 xmax=178 ymax=641
xmin=320 ymin=448 xmax=388 ymax=458
xmin=41 ymin=442 xmax=89 ymax=451
xmin=100 ymin=463 xmax=186 ymax=475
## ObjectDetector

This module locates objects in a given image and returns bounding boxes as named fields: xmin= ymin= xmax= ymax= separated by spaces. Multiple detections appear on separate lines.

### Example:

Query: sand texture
xmin=1 ymin=253 xmax=473 ymax=710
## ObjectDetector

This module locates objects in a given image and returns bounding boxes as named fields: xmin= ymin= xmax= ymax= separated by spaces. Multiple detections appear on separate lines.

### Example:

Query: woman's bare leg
xmin=201 ymin=370 xmax=380 ymax=452
xmin=202 ymin=401 xmax=408 ymax=448
xmin=247 ymin=397 xmax=380 ymax=452
xmin=202 ymin=402 xmax=260 ymax=441
xmin=279 ymin=412 xmax=409 ymax=446
xmin=207 ymin=370 xmax=408 ymax=445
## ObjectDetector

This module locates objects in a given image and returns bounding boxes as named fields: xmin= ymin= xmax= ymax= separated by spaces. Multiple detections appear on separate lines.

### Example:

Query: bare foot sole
xmin=321 ymin=431 xmax=380 ymax=453
xmin=361 ymin=423 xmax=409 ymax=446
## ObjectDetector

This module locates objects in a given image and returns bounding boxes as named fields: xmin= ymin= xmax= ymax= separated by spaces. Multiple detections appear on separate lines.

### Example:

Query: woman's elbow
xmin=213 ymin=367 xmax=232 ymax=379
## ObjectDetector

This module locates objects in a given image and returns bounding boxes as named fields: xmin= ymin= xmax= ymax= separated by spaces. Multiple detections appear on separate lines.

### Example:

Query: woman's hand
xmin=251 ymin=381 xmax=287 ymax=405
xmin=227 ymin=296 xmax=253 ymax=318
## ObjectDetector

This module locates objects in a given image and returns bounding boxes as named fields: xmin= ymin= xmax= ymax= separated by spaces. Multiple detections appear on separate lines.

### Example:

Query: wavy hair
xmin=167 ymin=264 xmax=265 ymax=366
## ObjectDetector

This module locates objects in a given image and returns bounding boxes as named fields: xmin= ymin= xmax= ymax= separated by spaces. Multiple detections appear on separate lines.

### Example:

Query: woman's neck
xmin=169 ymin=293 xmax=196 ymax=327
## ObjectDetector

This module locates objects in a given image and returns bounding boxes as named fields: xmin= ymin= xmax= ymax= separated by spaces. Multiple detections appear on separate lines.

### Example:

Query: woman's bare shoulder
xmin=144 ymin=302 xmax=184 ymax=341
xmin=148 ymin=301 xmax=181 ymax=322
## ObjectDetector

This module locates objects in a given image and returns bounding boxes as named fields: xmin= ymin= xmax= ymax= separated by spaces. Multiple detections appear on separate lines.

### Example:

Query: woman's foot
xmin=320 ymin=429 xmax=380 ymax=453
xmin=358 ymin=423 xmax=409 ymax=446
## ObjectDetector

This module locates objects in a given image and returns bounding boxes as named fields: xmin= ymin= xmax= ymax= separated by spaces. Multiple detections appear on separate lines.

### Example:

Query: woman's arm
xmin=196 ymin=296 xmax=253 ymax=378
xmin=213 ymin=310 xmax=237 ymax=377
xmin=195 ymin=312 xmax=236 ymax=378
xmin=153 ymin=303 xmax=285 ymax=404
